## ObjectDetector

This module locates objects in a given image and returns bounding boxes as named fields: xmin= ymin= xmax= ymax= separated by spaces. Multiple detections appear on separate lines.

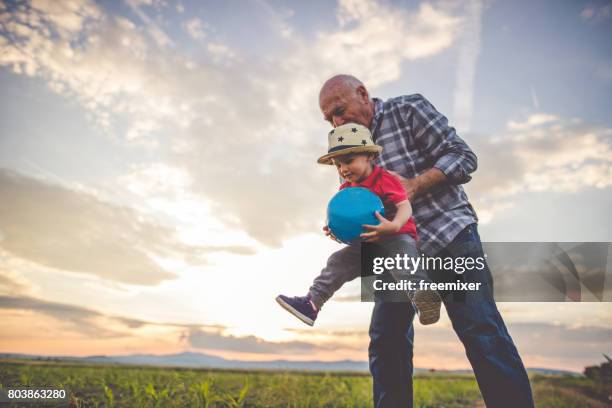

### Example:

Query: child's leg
xmin=379 ymin=235 xmax=424 ymax=285
xmin=276 ymin=244 xmax=361 ymax=326
xmin=308 ymin=243 xmax=361 ymax=309
xmin=381 ymin=235 xmax=442 ymax=325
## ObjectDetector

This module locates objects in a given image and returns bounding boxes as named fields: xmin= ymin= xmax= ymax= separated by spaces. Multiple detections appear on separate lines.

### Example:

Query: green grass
xmin=531 ymin=375 xmax=612 ymax=408
xmin=0 ymin=359 xmax=610 ymax=407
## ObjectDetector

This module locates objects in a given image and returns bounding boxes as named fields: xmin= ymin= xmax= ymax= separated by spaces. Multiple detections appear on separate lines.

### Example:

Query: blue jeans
xmin=368 ymin=224 xmax=534 ymax=407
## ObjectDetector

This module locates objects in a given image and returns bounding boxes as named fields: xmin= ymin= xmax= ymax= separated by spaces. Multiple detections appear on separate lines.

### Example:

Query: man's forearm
xmin=402 ymin=168 xmax=447 ymax=198
xmin=418 ymin=168 xmax=447 ymax=194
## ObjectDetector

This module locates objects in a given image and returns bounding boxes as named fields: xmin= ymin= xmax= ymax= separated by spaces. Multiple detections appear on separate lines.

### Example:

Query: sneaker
xmin=276 ymin=294 xmax=318 ymax=326
xmin=412 ymin=290 xmax=442 ymax=325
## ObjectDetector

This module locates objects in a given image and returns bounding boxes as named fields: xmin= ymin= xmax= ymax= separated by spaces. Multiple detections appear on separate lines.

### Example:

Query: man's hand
xmin=388 ymin=171 xmax=419 ymax=199
xmin=360 ymin=212 xmax=401 ymax=242
xmin=323 ymin=225 xmax=342 ymax=243
xmin=389 ymin=168 xmax=447 ymax=199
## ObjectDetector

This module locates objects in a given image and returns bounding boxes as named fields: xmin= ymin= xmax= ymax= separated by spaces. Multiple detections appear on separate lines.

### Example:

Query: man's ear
xmin=356 ymin=85 xmax=369 ymax=102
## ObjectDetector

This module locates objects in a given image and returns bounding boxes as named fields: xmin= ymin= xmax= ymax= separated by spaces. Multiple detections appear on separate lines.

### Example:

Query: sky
xmin=0 ymin=0 xmax=611 ymax=372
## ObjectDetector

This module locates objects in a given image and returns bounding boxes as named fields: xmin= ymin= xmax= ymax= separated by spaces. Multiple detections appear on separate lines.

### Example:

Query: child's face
xmin=332 ymin=153 xmax=374 ymax=183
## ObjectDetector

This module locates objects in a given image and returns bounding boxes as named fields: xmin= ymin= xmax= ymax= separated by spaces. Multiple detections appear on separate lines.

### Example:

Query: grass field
xmin=1 ymin=359 xmax=610 ymax=407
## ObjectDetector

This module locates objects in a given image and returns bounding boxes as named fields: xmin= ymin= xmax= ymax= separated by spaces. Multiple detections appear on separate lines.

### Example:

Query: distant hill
xmin=0 ymin=352 xmax=580 ymax=376
xmin=0 ymin=351 xmax=369 ymax=372
xmin=526 ymin=367 xmax=581 ymax=376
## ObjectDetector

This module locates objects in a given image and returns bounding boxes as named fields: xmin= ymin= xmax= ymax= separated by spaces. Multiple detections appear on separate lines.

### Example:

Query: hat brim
xmin=317 ymin=145 xmax=383 ymax=165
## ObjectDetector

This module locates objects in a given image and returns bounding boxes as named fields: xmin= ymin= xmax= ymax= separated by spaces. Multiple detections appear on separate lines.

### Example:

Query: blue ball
xmin=327 ymin=187 xmax=385 ymax=244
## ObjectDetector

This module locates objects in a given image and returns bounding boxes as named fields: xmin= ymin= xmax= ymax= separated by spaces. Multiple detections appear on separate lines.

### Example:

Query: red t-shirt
xmin=340 ymin=165 xmax=418 ymax=239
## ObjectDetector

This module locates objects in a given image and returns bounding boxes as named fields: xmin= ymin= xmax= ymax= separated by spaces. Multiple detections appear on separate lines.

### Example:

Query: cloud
xmin=0 ymin=290 xmax=356 ymax=357
xmin=530 ymin=85 xmax=540 ymax=109
xmin=182 ymin=17 xmax=206 ymax=40
xmin=0 ymin=294 xmax=123 ymax=337
xmin=0 ymin=0 xmax=609 ymax=245
xmin=125 ymin=0 xmax=173 ymax=47
xmin=118 ymin=163 xmax=192 ymax=197
xmin=0 ymin=169 xmax=252 ymax=284
xmin=314 ymin=0 xmax=462 ymax=87
xmin=506 ymin=113 xmax=558 ymax=131
xmin=0 ymin=266 xmax=30 ymax=295
xmin=0 ymin=293 xmax=225 ymax=338
xmin=284 ymin=327 xmax=367 ymax=338
xmin=509 ymin=322 xmax=612 ymax=366
xmin=1 ymin=295 xmax=99 ymax=323
xmin=0 ymin=0 xmax=191 ymax=141
xmin=468 ymin=114 xmax=612 ymax=222
xmin=2 ymin=292 xmax=609 ymax=370
xmin=581 ymin=3 xmax=612 ymax=23
xmin=0 ymin=169 xmax=173 ymax=284
xmin=173 ymin=0 xmax=464 ymax=246
xmin=0 ymin=0 xmax=102 ymax=76
xmin=417 ymin=320 xmax=612 ymax=371
xmin=452 ymin=0 xmax=484 ymax=133
xmin=251 ymin=0 xmax=294 ymax=39
xmin=206 ymin=42 xmax=236 ymax=61
xmin=29 ymin=0 xmax=101 ymax=39
xmin=0 ymin=0 xmax=464 ymax=247
xmin=187 ymin=328 xmax=357 ymax=355
xmin=285 ymin=317 xmax=612 ymax=370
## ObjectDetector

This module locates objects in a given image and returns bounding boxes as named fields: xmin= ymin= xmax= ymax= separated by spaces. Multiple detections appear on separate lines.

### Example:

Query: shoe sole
xmin=413 ymin=290 xmax=442 ymax=325
xmin=275 ymin=296 xmax=314 ymax=326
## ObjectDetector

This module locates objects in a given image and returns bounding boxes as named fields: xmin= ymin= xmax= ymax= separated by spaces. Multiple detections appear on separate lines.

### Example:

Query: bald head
xmin=319 ymin=74 xmax=374 ymax=128
xmin=319 ymin=74 xmax=365 ymax=101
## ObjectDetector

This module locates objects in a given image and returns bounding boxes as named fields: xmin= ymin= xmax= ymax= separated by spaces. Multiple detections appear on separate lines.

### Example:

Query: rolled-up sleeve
xmin=409 ymin=94 xmax=477 ymax=184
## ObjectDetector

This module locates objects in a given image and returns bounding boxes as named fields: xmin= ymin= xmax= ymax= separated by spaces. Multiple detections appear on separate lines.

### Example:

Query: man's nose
xmin=333 ymin=116 xmax=345 ymax=127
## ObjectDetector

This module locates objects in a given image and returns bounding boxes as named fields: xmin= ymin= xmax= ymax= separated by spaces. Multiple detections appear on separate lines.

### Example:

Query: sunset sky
xmin=0 ymin=0 xmax=611 ymax=372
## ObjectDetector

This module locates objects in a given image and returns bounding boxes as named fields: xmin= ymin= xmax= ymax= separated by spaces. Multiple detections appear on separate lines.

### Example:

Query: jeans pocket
xmin=465 ymin=225 xmax=476 ymax=240
xmin=467 ymin=224 xmax=483 ymax=244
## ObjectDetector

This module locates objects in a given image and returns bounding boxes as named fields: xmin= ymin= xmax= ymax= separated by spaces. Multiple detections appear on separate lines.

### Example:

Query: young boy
xmin=276 ymin=123 xmax=442 ymax=326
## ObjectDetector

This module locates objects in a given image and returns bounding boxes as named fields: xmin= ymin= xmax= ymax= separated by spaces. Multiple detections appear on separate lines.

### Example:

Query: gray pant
xmin=309 ymin=234 xmax=427 ymax=309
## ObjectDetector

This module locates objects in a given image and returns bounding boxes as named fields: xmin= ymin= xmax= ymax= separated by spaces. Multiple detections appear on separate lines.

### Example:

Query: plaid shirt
xmin=370 ymin=94 xmax=478 ymax=255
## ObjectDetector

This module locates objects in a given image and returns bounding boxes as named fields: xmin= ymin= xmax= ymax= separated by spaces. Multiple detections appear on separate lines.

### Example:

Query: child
xmin=276 ymin=123 xmax=442 ymax=326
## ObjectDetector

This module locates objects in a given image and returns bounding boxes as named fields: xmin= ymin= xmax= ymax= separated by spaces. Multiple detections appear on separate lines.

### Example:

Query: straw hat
xmin=317 ymin=123 xmax=383 ymax=165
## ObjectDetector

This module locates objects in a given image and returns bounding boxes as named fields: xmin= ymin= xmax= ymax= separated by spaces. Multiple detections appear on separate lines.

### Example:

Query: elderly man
xmin=316 ymin=75 xmax=534 ymax=407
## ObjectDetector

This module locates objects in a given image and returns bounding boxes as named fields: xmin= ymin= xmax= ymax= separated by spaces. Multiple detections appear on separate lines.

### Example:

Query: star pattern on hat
xmin=361 ymin=139 xmax=367 ymax=145
xmin=351 ymin=128 xmax=358 ymax=133
xmin=338 ymin=136 xmax=344 ymax=142
xmin=330 ymin=129 xmax=335 ymax=135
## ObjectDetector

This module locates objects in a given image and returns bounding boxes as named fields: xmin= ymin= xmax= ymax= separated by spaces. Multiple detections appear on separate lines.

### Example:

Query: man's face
xmin=320 ymin=85 xmax=372 ymax=128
